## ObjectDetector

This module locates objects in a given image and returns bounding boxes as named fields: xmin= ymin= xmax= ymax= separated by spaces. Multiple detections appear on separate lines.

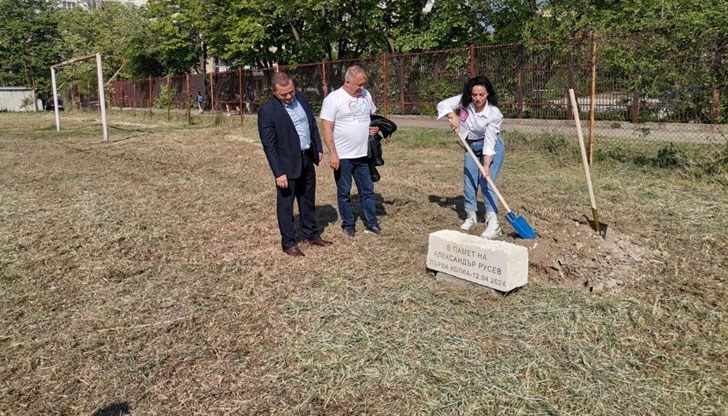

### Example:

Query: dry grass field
xmin=1 ymin=111 xmax=726 ymax=415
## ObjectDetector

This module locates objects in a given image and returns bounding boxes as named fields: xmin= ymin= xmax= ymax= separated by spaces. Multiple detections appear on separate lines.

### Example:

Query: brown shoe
xmin=307 ymin=237 xmax=333 ymax=247
xmin=283 ymin=246 xmax=305 ymax=257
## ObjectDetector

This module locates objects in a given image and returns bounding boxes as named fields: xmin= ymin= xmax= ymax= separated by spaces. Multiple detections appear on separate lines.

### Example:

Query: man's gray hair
xmin=344 ymin=65 xmax=367 ymax=82
xmin=271 ymin=72 xmax=293 ymax=88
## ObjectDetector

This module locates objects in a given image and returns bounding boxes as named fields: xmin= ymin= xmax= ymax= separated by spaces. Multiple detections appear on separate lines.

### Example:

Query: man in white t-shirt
xmin=320 ymin=65 xmax=381 ymax=237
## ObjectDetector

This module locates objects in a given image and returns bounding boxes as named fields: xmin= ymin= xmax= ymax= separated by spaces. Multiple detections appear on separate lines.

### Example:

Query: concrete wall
xmin=0 ymin=87 xmax=36 ymax=112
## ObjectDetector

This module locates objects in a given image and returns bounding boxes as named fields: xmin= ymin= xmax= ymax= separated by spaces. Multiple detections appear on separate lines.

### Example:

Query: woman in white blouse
xmin=436 ymin=76 xmax=505 ymax=239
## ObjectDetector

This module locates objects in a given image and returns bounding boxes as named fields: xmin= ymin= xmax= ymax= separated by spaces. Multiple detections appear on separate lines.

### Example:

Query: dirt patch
xmin=224 ymin=133 xmax=259 ymax=144
xmin=519 ymin=217 xmax=661 ymax=294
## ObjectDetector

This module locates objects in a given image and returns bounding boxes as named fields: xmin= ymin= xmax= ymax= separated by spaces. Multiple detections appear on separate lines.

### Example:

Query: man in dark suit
xmin=258 ymin=72 xmax=333 ymax=257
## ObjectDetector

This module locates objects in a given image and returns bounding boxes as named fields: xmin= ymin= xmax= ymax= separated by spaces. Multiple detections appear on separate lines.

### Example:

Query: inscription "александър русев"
xmin=428 ymin=244 xmax=505 ymax=288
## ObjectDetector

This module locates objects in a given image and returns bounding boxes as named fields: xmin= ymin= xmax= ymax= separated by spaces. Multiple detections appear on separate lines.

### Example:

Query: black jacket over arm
xmin=257 ymin=91 xmax=322 ymax=179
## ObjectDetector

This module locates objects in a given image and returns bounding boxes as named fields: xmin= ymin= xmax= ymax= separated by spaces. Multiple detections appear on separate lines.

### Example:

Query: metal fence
xmin=108 ymin=38 xmax=727 ymax=174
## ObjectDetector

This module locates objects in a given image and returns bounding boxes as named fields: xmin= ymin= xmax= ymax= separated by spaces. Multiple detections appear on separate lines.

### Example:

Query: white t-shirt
xmin=436 ymin=94 xmax=503 ymax=156
xmin=320 ymin=87 xmax=377 ymax=159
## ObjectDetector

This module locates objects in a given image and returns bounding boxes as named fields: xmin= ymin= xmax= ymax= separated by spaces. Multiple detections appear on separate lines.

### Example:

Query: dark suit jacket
xmin=258 ymin=91 xmax=322 ymax=180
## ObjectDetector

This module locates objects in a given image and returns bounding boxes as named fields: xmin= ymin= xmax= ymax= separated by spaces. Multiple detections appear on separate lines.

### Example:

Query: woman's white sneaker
xmin=481 ymin=212 xmax=502 ymax=239
xmin=460 ymin=216 xmax=477 ymax=231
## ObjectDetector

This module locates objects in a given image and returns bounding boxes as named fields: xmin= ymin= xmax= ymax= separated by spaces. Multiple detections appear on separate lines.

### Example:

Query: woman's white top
xmin=436 ymin=94 xmax=503 ymax=156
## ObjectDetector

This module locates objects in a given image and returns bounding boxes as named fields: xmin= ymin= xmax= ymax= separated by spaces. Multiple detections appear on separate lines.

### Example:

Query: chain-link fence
xmin=109 ymin=37 xmax=727 ymax=179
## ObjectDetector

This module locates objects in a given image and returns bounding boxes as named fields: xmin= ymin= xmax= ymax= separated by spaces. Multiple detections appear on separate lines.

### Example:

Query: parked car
xmin=45 ymin=98 xmax=64 ymax=111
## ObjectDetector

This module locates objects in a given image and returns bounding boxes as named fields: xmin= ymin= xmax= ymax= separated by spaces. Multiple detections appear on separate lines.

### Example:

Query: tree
xmin=147 ymin=0 xmax=205 ymax=74
xmin=525 ymin=0 xmax=727 ymax=122
xmin=0 ymin=0 xmax=62 ymax=95
xmin=483 ymin=0 xmax=543 ymax=43
xmin=60 ymin=2 xmax=163 ymax=79
xmin=387 ymin=0 xmax=492 ymax=52
xmin=145 ymin=0 xmax=495 ymax=68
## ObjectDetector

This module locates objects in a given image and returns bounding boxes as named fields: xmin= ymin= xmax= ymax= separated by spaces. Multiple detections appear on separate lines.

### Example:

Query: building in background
xmin=0 ymin=87 xmax=38 ymax=112
xmin=206 ymin=57 xmax=231 ymax=74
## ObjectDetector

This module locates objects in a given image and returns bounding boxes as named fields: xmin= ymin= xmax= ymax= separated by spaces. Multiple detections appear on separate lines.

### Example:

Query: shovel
xmin=454 ymin=130 xmax=537 ymax=240
xmin=568 ymin=89 xmax=607 ymax=237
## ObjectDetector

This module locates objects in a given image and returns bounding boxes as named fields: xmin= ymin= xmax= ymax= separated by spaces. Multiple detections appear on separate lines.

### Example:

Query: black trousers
xmin=277 ymin=150 xmax=318 ymax=249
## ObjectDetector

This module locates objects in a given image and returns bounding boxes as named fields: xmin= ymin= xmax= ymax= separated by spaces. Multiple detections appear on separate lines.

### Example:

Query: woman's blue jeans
xmin=463 ymin=134 xmax=505 ymax=214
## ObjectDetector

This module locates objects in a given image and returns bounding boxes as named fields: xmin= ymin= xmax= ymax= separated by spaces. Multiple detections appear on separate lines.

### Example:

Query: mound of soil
xmin=510 ymin=218 xmax=662 ymax=294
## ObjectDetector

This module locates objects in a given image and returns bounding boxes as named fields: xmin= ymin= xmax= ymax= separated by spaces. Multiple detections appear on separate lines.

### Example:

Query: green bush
xmin=542 ymin=133 xmax=569 ymax=155
xmin=595 ymin=145 xmax=628 ymax=163
xmin=418 ymin=80 xmax=455 ymax=117
xmin=505 ymin=131 xmax=577 ymax=159
xmin=654 ymin=143 xmax=683 ymax=168
xmin=592 ymin=141 xmax=726 ymax=187
xmin=154 ymin=85 xmax=176 ymax=109
xmin=695 ymin=143 xmax=728 ymax=186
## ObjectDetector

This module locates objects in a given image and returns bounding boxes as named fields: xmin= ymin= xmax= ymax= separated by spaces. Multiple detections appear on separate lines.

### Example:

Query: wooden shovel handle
xmin=568 ymin=89 xmax=598 ymax=210
xmin=454 ymin=130 xmax=512 ymax=213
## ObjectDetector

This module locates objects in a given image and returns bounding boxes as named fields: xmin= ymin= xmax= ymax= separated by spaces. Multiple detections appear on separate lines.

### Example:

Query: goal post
xmin=50 ymin=53 xmax=109 ymax=141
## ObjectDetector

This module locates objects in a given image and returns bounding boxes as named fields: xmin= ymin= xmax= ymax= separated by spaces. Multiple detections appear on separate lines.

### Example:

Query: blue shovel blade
xmin=506 ymin=212 xmax=537 ymax=240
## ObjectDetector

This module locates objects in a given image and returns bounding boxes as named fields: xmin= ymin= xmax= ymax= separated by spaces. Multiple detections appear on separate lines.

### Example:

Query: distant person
xmin=436 ymin=75 xmax=505 ymax=239
xmin=258 ymin=72 xmax=332 ymax=257
xmin=231 ymin=92 xmax=242 ymax=115
xmin=244 ymin=90 xmax=254 ymax=114
xmin=195 ymin=91 xmax=204 ymax=113
xmin=225 ymin=98 xmax=240 ymax=116
xmin=320 ymin=65 xmax=381 ymax=237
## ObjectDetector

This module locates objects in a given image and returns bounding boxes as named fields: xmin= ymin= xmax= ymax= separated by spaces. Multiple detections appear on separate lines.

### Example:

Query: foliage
xmin=524 ymin=0 xmax=727 ymax=123
xmin=147 ymin=0 xmax=205 ymax=74
xmin=60 ymin=3 xmax=164 ymax=79
xmin=654 ymin=143 xmax=683 ymax=168
xmin=1 ymin=0 xmax=725 ymax=129
xmin=591 ymin=139 xmax=728 ymax=186
xmin=480 ymin=0 xmax=543 ymax=43
xmin=703 ymin=142 xmax=728 ymax=186
xmin=505 ymin=131 xmax=581 ymax=162
xmin=147 ymin=0 xmax=507 ymax=69
xmin=418 ymin=81 xmax=453 ymax=117
xmin=0 ymin=0 xmax=163 ymax=98
xmin=153 ymin=84 xmax=176 ymax=109
xmin=0 ymin=0 xmax=62 ymax=94
xmin=388 ymin=0 xmax=491 ymax=52
xmin=20 ymin=96 xmax=35 ymax=111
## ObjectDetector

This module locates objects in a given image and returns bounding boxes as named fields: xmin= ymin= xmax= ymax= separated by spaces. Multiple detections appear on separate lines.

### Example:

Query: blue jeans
xmin=463 ymin=134 xmax=505 ymax=214
xmin=335 ymin=157 xmax=378 ymax=230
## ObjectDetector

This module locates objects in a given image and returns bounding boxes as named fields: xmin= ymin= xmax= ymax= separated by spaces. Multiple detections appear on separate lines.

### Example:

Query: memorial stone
xmin=427 ymin=230 xmax=528 ymax=292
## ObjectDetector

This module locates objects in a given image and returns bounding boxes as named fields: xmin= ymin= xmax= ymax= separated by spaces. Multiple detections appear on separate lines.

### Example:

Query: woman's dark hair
xmin=460 ymin=75 xmax=498 ymax=109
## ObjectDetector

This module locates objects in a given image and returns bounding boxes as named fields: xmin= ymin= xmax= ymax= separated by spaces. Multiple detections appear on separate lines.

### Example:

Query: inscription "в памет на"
xmin=427 ymin=230 xmax=528 ymax=292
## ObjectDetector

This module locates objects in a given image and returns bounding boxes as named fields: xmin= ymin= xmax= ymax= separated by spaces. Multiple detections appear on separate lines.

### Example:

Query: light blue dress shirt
xmin=284 ymin=97 xmax=311 ymax=151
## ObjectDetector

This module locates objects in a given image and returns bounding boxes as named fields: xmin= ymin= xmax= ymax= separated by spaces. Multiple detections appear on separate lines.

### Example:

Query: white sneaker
xmin=460 ymin=216 xmax=477 ymax=231
xmin=481 ymin=213 xmax=502 ymax=239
